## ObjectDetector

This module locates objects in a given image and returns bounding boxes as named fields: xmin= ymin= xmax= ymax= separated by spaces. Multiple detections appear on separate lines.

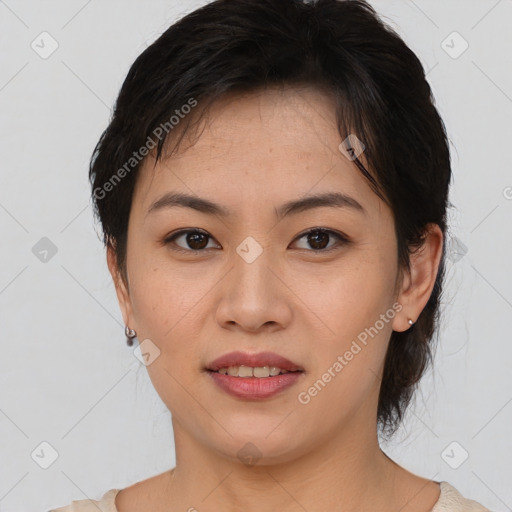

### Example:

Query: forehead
xmin=133 ymin=87 xmax=385 ymax=222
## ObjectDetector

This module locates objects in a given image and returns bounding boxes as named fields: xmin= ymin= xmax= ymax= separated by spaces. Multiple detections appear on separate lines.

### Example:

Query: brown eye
xmin=163 ymin=227 xmax=349 ymax=255
xmin=164 ymin=229 xmax=219 ymax=253
xmin=306 ymin=230 xmax=330 ymax=250
xmin=292 ymin=228 xmax=349 ymax=253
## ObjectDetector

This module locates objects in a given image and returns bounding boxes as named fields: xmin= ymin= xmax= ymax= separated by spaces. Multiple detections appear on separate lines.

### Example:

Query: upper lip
xmin=206 ymin=351 xmax=304 ymax=372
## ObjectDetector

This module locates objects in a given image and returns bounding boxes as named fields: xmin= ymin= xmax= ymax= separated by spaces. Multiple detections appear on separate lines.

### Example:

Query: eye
xmin=163 ymin=227 xmax=349 ymax=254
xmin=163 ymin=229 xmax=220 ymax=253
xmin=291 ymin=228 xmax=349 ymax=253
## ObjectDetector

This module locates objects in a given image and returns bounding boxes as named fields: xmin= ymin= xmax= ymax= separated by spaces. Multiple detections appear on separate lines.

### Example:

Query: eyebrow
xmin=146 ymin=191 xmax=366 ymax=219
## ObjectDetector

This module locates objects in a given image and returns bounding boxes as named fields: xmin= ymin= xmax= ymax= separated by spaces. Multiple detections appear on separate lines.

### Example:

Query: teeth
xmin=216 ymin=365 xmax=290 ymax=377
xmin=268 ymin=366 xmax=283 ymax=377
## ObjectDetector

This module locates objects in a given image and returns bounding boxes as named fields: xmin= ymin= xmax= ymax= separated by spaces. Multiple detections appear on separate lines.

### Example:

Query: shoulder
xmin=48 ymin=489 xmax=120 ymax=512
xmin=432 ymin=482 xmax=492 ymax=512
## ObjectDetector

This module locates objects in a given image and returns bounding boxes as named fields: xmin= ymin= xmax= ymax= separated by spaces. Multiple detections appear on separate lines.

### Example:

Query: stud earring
xmin=125 ymin=326 xmax=137 ymax=346
xmin=408 ymin=319 xmax=414 ymax=327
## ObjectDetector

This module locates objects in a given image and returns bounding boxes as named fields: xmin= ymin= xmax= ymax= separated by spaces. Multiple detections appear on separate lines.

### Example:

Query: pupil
xmin=188 ymin=232 xmax=208 ymax=250
xmin=186 ymin=230 xmax=330 ymax=251
xmin=308 ymin=230 xmax=329 ymax=250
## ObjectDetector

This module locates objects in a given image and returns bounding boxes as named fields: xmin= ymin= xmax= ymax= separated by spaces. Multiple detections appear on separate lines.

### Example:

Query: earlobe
xmin=393 ymin=223 xmax=444 ymax=333
xmin=106 ymin=244 xmax=134 ymax=329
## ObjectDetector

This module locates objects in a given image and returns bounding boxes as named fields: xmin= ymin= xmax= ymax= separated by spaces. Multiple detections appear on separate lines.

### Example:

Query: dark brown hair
xmin=89 ymin=0 xmax=452 ymax=438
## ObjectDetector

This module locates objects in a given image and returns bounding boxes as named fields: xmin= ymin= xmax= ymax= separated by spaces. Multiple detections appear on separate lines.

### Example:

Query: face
xmin=110 ymin=86 xmax=409 ymax=464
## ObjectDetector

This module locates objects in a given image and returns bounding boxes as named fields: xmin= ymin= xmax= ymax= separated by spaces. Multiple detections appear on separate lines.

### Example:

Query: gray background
xmin=0 ymin=1 xmax=511 ymax=510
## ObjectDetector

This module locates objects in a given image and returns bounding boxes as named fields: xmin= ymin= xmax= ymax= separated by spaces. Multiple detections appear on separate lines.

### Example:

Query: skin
xmin=108 ymin=86 xmax=444 ymax=511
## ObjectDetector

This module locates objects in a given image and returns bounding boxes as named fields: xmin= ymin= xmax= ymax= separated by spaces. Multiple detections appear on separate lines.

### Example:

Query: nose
xmin=215 ymin=244 xmax=293 ymax=334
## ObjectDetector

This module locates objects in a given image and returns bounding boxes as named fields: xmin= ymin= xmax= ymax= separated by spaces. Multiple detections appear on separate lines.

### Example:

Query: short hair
xmin=89 ymin=0 xmax=452 ymax=439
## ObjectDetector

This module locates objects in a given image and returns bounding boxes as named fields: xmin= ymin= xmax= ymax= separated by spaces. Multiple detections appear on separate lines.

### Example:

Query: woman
xmin=51 ymin=0 xmax=492 ymax=510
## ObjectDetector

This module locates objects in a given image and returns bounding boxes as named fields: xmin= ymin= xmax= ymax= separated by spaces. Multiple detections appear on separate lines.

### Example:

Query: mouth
xmin=205 ymin=350 xmax=305 ymax=375
xmin=204 ymin=351 xmax=305 ymax=400
xmin=207 ymin=366 xmax=302 ymax=377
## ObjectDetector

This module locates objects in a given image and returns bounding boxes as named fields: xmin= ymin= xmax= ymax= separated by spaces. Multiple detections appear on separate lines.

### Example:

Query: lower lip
xmin=207 ymin=371 xmax=304 ymax=400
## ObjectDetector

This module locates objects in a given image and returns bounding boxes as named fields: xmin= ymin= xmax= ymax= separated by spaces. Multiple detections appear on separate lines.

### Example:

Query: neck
xmin=163 ymin=417 xmax=401 ymax=512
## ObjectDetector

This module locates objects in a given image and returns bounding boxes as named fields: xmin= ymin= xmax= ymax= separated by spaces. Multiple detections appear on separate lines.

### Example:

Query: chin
xmin=209 ymin=423 xmax=308 ymax=466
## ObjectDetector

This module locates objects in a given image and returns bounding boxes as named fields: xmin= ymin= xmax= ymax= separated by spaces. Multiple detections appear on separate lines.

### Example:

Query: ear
xmin=106 ymin=243 xmax=135 ymax=330
xmin=392 ymin=223 xmax=444 ymax=332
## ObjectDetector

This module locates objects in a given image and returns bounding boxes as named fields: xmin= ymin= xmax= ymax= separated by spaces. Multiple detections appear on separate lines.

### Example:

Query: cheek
xmin=295 ymin=250 xmax=396 ymax=335
xmin=294 ymin=273 xmax=395 ymax=424
xmin=128 ymin=269 xmax=208 ymax=413
xmin=293 ymin=252 xmax=396 ymax=389
xmin=129 ymin=262 xmax=210 ymax=340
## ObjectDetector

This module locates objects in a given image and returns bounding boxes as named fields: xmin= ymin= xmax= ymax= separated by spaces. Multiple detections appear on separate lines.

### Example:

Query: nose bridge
xmin=232 ymin=234 xmax=275 ymax=300
xmin=215 ymin=232 xmax=291 ymax=332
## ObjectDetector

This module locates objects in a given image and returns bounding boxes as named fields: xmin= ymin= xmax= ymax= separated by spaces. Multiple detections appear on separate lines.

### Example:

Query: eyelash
xmin=162 ymin=228 xmax=350 ymax=255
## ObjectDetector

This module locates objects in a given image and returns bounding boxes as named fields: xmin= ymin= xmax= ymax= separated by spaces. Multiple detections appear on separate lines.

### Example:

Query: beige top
xmin=49 ymin=481 xmax=491 ymax=511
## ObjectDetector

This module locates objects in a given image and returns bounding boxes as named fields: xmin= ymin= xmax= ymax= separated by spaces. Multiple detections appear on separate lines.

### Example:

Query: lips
xmin=205 ymin=351 xmax=304 ymax=373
